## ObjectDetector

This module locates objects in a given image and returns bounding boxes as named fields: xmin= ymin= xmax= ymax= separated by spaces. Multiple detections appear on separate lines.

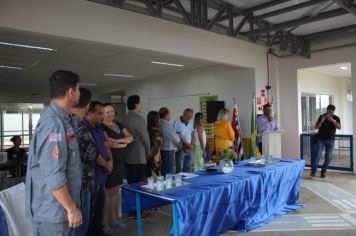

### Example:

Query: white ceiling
xmin=0 ymin=29 xmax=215 ymax=91
xmin=305 ymin=62 xmax=351 ymax=77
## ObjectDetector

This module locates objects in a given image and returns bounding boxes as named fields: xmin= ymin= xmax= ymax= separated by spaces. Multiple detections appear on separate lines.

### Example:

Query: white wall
xmin=298 ymin=70 xmax=352 ymax=135
xmin=276 ymin=46 xmax=356 ymax=165
xmin=119 ymin=65 xmax=255 ymax=138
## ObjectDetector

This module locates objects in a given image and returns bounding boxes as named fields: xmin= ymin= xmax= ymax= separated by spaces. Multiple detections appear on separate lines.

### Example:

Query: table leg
xmin=173 ymin=202 xmax=179 ymax=236
xmin=136 ymin=192 xmax=143 ymax=236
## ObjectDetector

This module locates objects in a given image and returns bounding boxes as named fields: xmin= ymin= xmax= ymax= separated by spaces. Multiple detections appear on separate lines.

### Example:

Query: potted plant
xmin=212 ymin=147 xmax=238 ymax=173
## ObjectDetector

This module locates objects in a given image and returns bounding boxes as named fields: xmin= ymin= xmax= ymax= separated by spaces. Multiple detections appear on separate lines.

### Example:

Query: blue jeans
xmin=175 ymin=150 xmax=192 ymax=173
xmin=161 ymin=151 xmax=174 ymax=176
xmin=75 ymin=191 xmax=91 ymax=236
xmin=311 ymin=139 xmax=335 ymax=174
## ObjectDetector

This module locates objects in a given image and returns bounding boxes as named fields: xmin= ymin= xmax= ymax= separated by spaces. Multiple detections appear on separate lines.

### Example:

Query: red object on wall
xmin=261 ymin=89 xmax=265 ymax=97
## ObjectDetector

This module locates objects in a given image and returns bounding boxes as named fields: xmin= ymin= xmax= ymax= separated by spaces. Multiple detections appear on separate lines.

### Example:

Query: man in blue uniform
xmin=26 ymin=70 xmax=82 ymax=236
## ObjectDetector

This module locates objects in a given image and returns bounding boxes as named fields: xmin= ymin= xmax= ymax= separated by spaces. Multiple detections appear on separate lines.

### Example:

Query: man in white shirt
xmin=173 ymin=109 xmax=194 ymax=173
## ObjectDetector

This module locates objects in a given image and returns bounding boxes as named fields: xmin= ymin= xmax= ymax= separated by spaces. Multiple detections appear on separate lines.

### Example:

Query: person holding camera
xmin=311 ymin=104 xmax=341 ymax=178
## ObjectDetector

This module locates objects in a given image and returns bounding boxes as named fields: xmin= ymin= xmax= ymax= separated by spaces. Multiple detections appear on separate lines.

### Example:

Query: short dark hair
xmin=103 ymin=103 xmax=113 ymax=108
xmin=159 ymin=107 xmax=169 ymax=118
xmin=88 ymin=101 xmax=104 ymax=113
xmin=73 ymin=88 xmax=91 ymax=108
xmin=49 ymin=70 xmax=80 ymax=99
xmin=263 ymin=103 xmax=272 ymax=110
xmin=147 ymin=111 xmax=159 ymax=131
xmin=10 ymin=135 xmax=21 ymax=143
xmin=327 ymin=104 xmax=336 ymax=111
xmin=127 ymin=95 xmax=140 ymax=111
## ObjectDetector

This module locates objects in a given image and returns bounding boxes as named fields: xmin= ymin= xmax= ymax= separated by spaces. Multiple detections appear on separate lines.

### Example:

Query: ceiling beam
xmin=247 ymin=0 xmax=294 ymax=12
xmin=207 ymin=3 xmax=229 ymax=30
xmin=251 ymin=0 xmax=330 ymax=22
xmin=332 ymin=0 xmax=356 ymax=17
xmin=246 ymin=7 xmax=350 ymax=36
xmin=173 ymin=0 xmax=191 ymax=25
xmin=304 ymin=23 xmax=356 ymax=41
xmin=88 ymin=0 xmax=310 ymax=57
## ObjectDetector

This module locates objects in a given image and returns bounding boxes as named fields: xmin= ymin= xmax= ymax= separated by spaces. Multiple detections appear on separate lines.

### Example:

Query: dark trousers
xmin=161 ymin=151 xmax=174 ymax=177
xmin=258 ymin=142 xmax=263 ymax=155
xmin=88 ymin=183 xmax=105 ymax=236
xmin=125 ymin=164 xmax=146 ymax=184
xmin=75 ymin=191 xmax=91 ymax=236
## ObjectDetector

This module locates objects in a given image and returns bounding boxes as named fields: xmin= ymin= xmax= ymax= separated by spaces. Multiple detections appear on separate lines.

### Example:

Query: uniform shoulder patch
xmin=49 ymin=132 xmax=61 ymax=142
xmin=51 ymin=145 xmax=60 ymax=159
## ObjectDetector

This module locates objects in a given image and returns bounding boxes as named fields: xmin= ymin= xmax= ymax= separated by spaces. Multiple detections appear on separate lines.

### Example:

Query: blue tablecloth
xmin=123 ymin=159 xmax=305 ymax=236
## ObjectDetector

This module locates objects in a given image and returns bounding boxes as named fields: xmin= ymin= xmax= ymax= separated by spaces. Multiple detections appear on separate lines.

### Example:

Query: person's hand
xmin=326 ymin=115 xmax=335 ymax=123
xmin=67 ymin=207 xmax=82 ymax=228
xmin=106 ymin=161 xmax=113 ymax=174
xmin=106 ymin=138 xmax=114 ymax=147
xmin=114 ymin=143 xmax=127 ymax=148
xmin=154 ymin=154 xmax=161 ymax=164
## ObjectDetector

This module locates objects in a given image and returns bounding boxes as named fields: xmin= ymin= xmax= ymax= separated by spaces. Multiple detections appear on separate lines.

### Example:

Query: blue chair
xmin=0 ymin=206 xmax=9 ymax=236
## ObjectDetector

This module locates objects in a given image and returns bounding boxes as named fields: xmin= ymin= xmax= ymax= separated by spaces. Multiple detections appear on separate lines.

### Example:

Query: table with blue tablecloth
xmin=123 ymin=159 xmax=305 ymax=236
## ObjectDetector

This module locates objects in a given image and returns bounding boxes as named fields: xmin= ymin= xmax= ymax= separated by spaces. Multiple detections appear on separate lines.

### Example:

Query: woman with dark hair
xmin=147 ymin=111 xmax=162 ymax=177
xmin=193 ymin=113 xmax=206 ymax=171
xmin=6 ymin=135 xmax=28 ymax=177
xmin=101 ymin=103 xmax=133 ymax=234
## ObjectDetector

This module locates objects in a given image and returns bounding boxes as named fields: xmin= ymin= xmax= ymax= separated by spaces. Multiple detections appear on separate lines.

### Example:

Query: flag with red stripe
xmin=232 ymin=102 xmax=244 ymax=159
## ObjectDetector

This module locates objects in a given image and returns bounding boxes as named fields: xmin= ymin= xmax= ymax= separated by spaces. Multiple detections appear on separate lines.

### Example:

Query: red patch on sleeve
xmin=67 ymin=134 xmax=75 ymax=142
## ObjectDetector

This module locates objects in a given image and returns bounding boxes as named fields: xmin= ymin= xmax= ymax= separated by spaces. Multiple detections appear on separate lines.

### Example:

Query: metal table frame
xmin=122 ymin=186 xmax=179 ymax=236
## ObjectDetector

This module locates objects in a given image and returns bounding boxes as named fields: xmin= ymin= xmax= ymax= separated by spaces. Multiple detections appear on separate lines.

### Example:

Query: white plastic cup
xmin=147 ymin=177 xmax=154 ymax=189
xmin=174 ymin=174 xmax=182 ymax=186
xmin=165 ymin=174 xmax=173 ymax=189
xmin=156 ymin=178 xmax=164 ymax=191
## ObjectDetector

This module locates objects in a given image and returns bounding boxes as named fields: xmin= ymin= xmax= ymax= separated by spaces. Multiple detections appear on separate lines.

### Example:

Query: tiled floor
xmin=114 ymin=170 xmax=356 ymax=236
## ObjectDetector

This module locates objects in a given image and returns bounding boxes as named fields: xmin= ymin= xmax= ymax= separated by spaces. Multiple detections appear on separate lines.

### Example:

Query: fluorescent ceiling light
xmin=0 ymin=65 xmax=23 ymax=70
xmin=81 ymin=83 xmax=97 ymax=86
xmin=151 ymin=61 xmax=184 ymax=67
xmin=0 ymin=41 xmax=56 ymax=51
xmin=104 ymin=73 xmax=134 ymax=78
xmin=339 ymin=66 xmax=348 ymax=70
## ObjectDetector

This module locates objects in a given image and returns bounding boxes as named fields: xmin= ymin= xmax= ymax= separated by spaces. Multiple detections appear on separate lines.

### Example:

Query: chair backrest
xmin=0 ymin=183 xmax=32 ymax=236
xmin=0 ymin=152 xmax=7 ymax=164
xmin=0 ymin=206 xmax=9 ymax=236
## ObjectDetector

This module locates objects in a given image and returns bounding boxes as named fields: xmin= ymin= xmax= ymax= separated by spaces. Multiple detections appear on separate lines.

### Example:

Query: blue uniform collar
xmin=49 ymin=101 xmax=70 ymax=122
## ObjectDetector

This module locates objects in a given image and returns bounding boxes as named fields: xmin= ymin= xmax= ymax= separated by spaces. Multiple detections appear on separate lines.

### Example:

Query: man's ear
xmin=67 ymin=87 xmax=74 ymax=97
